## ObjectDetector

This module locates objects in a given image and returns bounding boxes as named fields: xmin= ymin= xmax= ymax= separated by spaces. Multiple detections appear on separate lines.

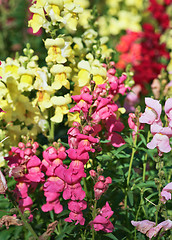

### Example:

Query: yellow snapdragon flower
xmin=50 ymin=94 xmax=72 ymax=123
xmin=45 ymin=37 xmax=73 ymax=64
xmin=50 ymin=64 xmax=71 ymax=90
xmin=18 ymin=67 xmax=35 ymax=92
xmin=33 ymin=69 xmax=54 ymax=112
xmin=28 ymin=7 xmax=46 ymax=33
xmin=73 ymin=53 xmax=107 ymax=88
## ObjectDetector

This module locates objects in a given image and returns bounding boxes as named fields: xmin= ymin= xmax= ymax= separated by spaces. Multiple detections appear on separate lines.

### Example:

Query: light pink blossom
xmin=164 ymin=98 xmax=172 ymax=127
xmin=160 ymin=182 xmax=172 ymax=203
xmin=139 ymin=98 xmax=162 ymax=124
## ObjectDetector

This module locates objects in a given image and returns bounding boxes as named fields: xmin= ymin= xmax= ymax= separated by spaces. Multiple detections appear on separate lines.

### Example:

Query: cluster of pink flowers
xmin=41 ymin=144 xmax=88 ymax=225
xmin=90 ymin=202 xmax=114 ymax=233
xmin=139 ymin=98 xmax=172 ymax=156
xmin=90 ymin=169 xmax=112 ymax=200
xmin=5 ymin=141 xmax=44 ymax=221
xmin=131 ymin=219 xmax=172 ymax=239
xmin=70 ymin=62 xmax=128 ymax=148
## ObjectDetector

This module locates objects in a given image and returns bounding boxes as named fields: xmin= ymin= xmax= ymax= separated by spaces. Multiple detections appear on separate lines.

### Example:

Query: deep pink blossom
xmin=90 ymin=202 xmax=114 ymax=233
xmin=63 ymin=182 xmax=86 ymax=201
xmin=94 ymin=176 xmax=112 ymax=200
xmin=65 ymin=200 xmax=87 ymax=225
xmin=41 ymin=192 xmax=63 ymax=214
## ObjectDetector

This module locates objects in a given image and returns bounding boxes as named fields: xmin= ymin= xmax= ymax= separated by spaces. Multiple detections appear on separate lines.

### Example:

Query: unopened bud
xmin=18 ymin=142 xmax=25 ymax=149
xmin=98 ymin=175 xmax=105 ymax=182
xmin=90 ymin=170 xmax=97 ymax=178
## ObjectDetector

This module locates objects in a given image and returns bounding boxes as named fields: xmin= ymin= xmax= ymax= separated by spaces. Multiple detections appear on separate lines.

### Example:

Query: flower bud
xmin=18 ymin=142 xmax=25 ymax=149
xmin=89 ymin=170 xmax=97 ymax=178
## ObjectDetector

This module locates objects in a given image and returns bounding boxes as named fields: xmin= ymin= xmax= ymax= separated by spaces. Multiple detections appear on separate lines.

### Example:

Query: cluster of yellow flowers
xmin=97 ymin=0 xmax=145 ymax=36
xmin=0 ymin=0 xmax=115 ymax=157
xmin=0 ymin=49 xmax=46 ymax=146
xmin=28 ymin=0 xmax=87 ymax=33
xmin=0 ymin=0 xmax=135 ymax=167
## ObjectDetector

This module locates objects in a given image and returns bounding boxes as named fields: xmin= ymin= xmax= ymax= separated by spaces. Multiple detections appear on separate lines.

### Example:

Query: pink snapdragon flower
xmin=164 ymin=98 xmax=172 ymax=127
xmin=147 ymin=220 xmax=172 ymax=239
xmin=66 ymin=148 xmax=89 ymax=165
xmin=147 ymin=124 xmax=172 ymax=155
xmin=92 ymin=84 xmax=107 ymax=99
xmin=6 ymin=141 xmax=44 ymax=221
xmin=63 ymin=182 xmax=86 ymax=201
xmin=128 ymin=113 xmax=144 ymax=139
xmin=131 ymin=220 xmax=156 ymax=235
xmin=68 ymin=123 xmax=81 ymax=149
xmin=124 ymin=85 xmax=142 ymax=113
xmin=139 ymin=98 xmax=162 ymax=125
xmin=105 ymin=115 xmax=125 ymax=147
xmin=160 ymin=182 xmax=172 ymax=203
xmin=65 ymin=200 xmax=87 ymax=225
xmin=90 ymin=202 xmax=114 ymax=233
xmin=41 ymin=192 xmax=63 ymax=214
xmin=43 ymin=146 xmax=59 ymax=162
xmin=70 ymin=91 xmax=92 ymax=115
xmin=19 ymin=196 xmax=33 ymax=221
xmin=94 ymin=175 xmax=112 ymax=200
xmin=92 ymin=97 xmax=118 ymax=123
xmin=77 ymin=134 xmax=99 ymax=153
xmin=41 ymin=144 xmax=67 ymax=176
xmin=41 ymin=145 xmax=66 ymax=215
xmin=132 ymin=219 xmax=172 ymax=239
xmin=105 ymin=62 xmax=129 ymax=97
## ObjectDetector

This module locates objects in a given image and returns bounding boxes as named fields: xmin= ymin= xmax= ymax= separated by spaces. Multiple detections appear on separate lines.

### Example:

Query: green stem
xmin=57 ymin=220 xmax=61 ymax=234
xmin=155 ymin=156 xmax=163 ymax=225
xmin=124 ymin=132 xmax=138 ymax=209
xmin=16 ymin=206 xmax=39 ymax=240
xmin=143 ymin=131 xmax=150 ymax=182
xmin=83 ymin=177 xmax=88 ymax=200
xmin=6 ymin=191 xmax=39 ymax=239
xmin=49 ymin=120 xmax=55 ymax=141
xmin=92 ymin=200 xmax=97 ymax=240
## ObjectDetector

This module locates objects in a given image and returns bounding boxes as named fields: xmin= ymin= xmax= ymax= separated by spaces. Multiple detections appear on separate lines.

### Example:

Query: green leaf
xmin=138 ymin=134 xmax=147 ymax=146
xmin=115 ymin=224 xmax=131 ymax=233
xmin=112 ymin=144 xmax=129 ymax=155
xmin=55 ymin=223 xmax=75 ymax=240
xmin=104 ymin=233 xmax=118 ymax=240
xmin=128 ymin=191 xmax=134 ymax=206
xmin=136 ymin=181 xmax=156 ymax=188
xmin=116 ymin=152 xmax=130 ymax=159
